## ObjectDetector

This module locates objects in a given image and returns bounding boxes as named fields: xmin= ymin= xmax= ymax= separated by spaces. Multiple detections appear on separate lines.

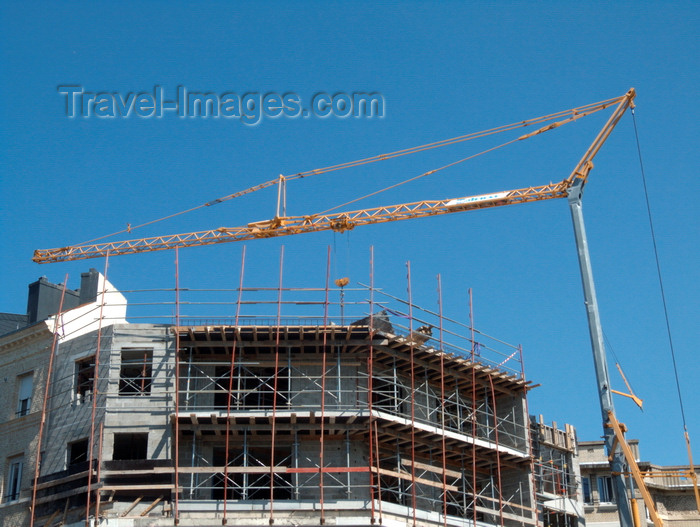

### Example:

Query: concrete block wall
xmin=41 ymin=327 xmax=110 ymax=476
xmin=102 ymin=324 xmax=173 ymax=462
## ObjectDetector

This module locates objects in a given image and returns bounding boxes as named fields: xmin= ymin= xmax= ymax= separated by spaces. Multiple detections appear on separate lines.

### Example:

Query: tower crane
xmin=34 ymin=88 xmax=676 ymax=527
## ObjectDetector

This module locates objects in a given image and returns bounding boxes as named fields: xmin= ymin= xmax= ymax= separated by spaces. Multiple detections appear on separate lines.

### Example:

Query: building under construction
xmin=0 ymin=267 xmax=584 ymax=527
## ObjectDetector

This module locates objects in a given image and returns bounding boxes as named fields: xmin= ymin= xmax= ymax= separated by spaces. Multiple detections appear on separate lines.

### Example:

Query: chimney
xmin=79 ymin=268 xmax=100 ymax=305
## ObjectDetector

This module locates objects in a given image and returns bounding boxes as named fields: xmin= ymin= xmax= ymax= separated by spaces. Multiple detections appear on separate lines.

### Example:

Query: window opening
xmin=119 ymin=348 xmax=153 ymax=395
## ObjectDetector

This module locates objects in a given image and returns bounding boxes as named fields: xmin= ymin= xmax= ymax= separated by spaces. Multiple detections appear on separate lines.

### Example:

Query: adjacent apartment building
xmin=579 ymin=440 xmax=700 ymax=527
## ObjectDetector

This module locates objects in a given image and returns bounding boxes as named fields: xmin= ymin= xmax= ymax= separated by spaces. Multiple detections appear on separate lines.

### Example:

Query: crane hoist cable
xmin=632 ymin=109 xmax=688 ymax=430
xmin=632 ymin=107 xmax=697 ymax=439
xmin=632 ymin=107 xmax=699 ymax=513
xmin=74 ymin=95 xmax=625 ymax=247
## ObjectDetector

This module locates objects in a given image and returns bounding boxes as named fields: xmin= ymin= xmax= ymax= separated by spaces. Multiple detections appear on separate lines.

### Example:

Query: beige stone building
xmin=579 ymin=440 xmax=700 ymax=527
xmin=0 ymin=317 xmax=52 ymax=526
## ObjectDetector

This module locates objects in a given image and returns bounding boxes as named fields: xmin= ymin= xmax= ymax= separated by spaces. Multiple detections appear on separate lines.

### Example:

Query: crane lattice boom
xmin=32 ymin=89 xmax=635 ymax=264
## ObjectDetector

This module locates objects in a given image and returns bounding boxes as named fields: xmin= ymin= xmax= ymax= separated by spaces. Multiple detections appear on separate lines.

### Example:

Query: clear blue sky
xmin=1 ymin=2 xmax=697 ymax=466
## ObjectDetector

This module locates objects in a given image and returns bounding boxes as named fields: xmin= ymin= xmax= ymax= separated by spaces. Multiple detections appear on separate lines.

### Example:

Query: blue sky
xmin=1 ymin=2 xmax=698 ymax=466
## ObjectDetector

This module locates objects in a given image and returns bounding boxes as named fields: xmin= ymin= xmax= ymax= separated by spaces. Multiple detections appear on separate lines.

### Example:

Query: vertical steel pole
xmin=174 ymin=248 xmax=181 ymax=524
xmin=567 ymin=184 xmax=633 ymax=527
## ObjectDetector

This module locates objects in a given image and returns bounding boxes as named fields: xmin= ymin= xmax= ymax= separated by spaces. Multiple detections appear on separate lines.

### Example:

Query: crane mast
xmin=568 ymin=180 xmax=635 ymax=526
xmin=33 ymin=89 xmax=662 ymax=527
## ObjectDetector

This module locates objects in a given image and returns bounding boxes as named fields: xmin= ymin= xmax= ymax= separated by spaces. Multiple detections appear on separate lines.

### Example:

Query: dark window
xmin=598 ymin=476 xmax=615 ymax=503
xmin=113 ymin=433 xmax=148 ymax=460
xmin=582 ymin=477 xmax=592 ymax=504
xmin=75 ymin=356 xmax=95 ymax=403
xmin=16 ymin=373 xmax=33 ymax=417
xmin=119 ymin=349 xmax=153 ymax=396
xmin=68 ymin=438 xmax=89 ymax=466
xmin=5 ymin=458 xmax=23 ymax=502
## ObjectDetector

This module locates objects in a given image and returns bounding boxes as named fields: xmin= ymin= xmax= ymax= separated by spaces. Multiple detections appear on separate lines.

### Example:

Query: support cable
xmin=76 ymin=95 xmax=621 ymax=246
xmin=315 ymin=137 xmax=520 ymax=216
xmin=631 ymin=109 xmax=688 ymax=430
xmin=632 ymin=108 xmax=699 ymax=510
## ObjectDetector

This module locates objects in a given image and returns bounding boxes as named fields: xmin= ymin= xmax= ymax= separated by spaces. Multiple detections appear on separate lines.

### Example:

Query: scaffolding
xmin=25 ymin=248 xmax=541 ymax=527
xmin=531 ymin=418 xmax=581 ymax=527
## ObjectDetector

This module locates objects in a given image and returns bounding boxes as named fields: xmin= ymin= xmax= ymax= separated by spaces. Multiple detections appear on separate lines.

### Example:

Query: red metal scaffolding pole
xmin=319 ymin=245 xmax=331 ymax=524
xmin=406 ymin=261 xmax=417 ymax=527
xmin=85 ymin=253 xmax=109 ymax=526
xmin=269 ymin=245 xmax=284 ymax=524
xmin=521 ymin=345 xmax=539 ymax=527
xmin=469 ymin=288 xmax=477 ymax=527
xmin=437 ymin=274 xmax=448 ymax=527
xmin=30 ymin=274 xmax=69 ymax=527
xmin=174 ymin=247 xmax=181 ymax=524
xmin=95 ymin=422 xmax=104 ymax=519
xmin=368 ymin=246 xmax=382 ymax=524
xmin=488 ymin=375 xmax=505 ymax=527
xmin=223 ymin=246 xmax=247 ymax=525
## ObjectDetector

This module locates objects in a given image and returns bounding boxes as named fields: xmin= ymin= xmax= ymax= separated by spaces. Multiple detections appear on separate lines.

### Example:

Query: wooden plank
xmin=61 ymin=498 xmax=69 ymax=525
xmin=402 ymin=458 xmax=462 ymax=479
xmin=476 ymin=492 xmax=538 ymax=513
xmin=31 ymin=483 xmax=102 ymax=506
xmin=473 ymin=503 xmax=537 ymax=524
xmin=33 ymin=470 xmax=91 ymax=490
xmin=102 ymin=467 xmax=174 ymax=475
xmin=370 ymin=466 xmax=458 ymax=492
xmin=140 ymin=495 xmax=164 ymax=516
xmin=40 ymin=508 xmax=60 ymax=527
xmin=120 ymin=496 xmax=143 ymax=517
xmin=101 ymin=484 xmax=175 ymax=491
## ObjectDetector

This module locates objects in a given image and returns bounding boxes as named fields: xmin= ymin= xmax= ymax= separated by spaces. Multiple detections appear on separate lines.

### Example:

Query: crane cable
xmin=315 ymin=136 xmax=522 ymax=216
xmin=633 ymin=107 xmax=700 ymax=512
xmin=631 ymin=109 xmax=689 ymax=432
xmin=76 ymin=94 xmax=624 ymax=246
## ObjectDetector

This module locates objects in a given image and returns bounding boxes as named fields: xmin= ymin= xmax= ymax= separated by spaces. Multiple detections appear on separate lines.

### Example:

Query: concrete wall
xmin=41 ymin=327 xmax=110 ymax=476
